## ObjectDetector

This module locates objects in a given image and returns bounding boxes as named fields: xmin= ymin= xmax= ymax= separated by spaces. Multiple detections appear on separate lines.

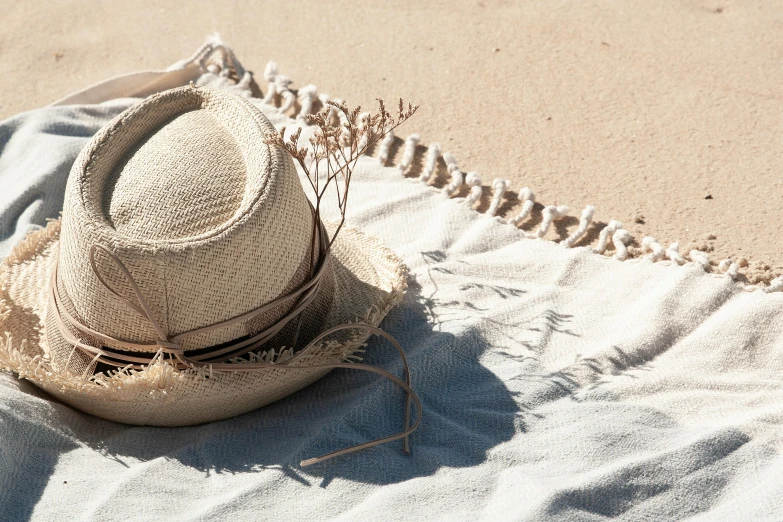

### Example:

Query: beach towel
xmin=2 ymin=40 xmax=783 ymax=521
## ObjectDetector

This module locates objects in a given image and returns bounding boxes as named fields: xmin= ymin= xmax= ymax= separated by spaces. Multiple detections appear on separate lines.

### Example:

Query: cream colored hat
xmin=0 ymin=86 xmax=417 ymax=462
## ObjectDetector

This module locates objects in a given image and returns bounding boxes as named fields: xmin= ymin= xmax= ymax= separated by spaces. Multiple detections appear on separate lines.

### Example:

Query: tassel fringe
xmin=262 ymin=61 xmax=781 ymax=291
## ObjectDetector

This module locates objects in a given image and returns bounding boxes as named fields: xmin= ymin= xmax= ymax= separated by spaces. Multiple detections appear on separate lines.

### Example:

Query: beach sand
xmin=2 ymin=0 xmax=780 ymax=282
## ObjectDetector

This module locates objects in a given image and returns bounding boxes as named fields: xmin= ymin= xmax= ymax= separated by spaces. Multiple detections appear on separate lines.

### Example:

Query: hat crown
xmin=106 ymin=109 xmax=247 ymax=241
xmin=53 ymin=87 xmax=331 ymax=355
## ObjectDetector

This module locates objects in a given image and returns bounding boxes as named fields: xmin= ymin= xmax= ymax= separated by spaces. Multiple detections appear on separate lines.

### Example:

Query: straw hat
xmin=0 ymin=86 xmax=410 ymax=435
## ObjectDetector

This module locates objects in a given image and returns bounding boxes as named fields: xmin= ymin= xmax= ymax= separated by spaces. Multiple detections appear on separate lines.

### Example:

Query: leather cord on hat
xmin=48 ymin=228 xmax=420 ymax=467
xmin=51 ymin=221 xmax=332 ymax=366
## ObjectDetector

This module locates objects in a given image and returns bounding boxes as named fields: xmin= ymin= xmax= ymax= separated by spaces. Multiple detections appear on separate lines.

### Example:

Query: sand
xmin=1 ymin=1 xmax=780 ymax=282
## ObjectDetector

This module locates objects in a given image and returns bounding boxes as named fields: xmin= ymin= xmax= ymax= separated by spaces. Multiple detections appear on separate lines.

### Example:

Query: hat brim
xmin=0 ymin=219 xmax=406 ymax=426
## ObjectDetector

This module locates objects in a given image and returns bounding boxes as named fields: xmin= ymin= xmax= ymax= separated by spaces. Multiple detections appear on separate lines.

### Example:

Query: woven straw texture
xmin=0 ymin=86 xmax=406 ymax=426
xmin=55 ymin=86 xmax=318 ymax=355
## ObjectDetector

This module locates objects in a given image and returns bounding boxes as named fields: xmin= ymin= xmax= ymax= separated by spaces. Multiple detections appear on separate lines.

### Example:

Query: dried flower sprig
xmin=265 ymin=98 xmax=418 ymax=270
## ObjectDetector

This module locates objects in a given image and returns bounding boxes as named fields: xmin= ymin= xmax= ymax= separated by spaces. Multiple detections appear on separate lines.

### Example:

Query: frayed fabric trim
xmin=0 ymin=220 xmax=407 ymax=396
xmin=262 ymin=60 xmax=783 ymax=294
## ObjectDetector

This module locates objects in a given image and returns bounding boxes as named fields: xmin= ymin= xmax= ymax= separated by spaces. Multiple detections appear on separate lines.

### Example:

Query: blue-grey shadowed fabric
xmin=3 ymin=85 xmax=783 ymax=522
xmin=0 ymin=100 xmax=135 ymax=258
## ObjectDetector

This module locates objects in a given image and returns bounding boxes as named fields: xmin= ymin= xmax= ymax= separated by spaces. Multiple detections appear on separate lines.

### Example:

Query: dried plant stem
xmin=266 ymin=97 xmax=418 ymax=260
xmin=265 ymin=97 xmax=417 ymax=348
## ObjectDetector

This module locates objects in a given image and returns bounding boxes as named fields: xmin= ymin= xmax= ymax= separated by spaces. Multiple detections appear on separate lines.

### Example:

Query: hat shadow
xmin=18 ymin=269 xmax=519 ymax=490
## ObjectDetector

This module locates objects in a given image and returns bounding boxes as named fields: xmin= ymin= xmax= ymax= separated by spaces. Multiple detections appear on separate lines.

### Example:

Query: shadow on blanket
xmin=0 ymin=275 xmax=519 ymax=515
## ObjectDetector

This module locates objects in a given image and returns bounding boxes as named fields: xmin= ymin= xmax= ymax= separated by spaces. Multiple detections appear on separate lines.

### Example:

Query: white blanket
xmin=2 ymin=42 xmax=783 ymax=521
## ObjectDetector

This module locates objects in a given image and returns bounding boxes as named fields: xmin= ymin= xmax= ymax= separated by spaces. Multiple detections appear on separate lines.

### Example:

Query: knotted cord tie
xmin=48 ymin=224 xmax=420 ymax=467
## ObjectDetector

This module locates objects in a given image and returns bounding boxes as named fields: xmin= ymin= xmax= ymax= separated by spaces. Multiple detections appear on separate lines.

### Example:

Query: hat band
xmin=47 ymin=223 xmax=420 ymax=467
xmin=50 ymin=241 xmax=328 ymax=366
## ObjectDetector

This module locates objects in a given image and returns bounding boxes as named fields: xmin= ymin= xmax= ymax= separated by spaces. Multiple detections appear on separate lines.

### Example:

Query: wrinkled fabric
xmin=2 ymin=60 xmax=783 ymax=522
